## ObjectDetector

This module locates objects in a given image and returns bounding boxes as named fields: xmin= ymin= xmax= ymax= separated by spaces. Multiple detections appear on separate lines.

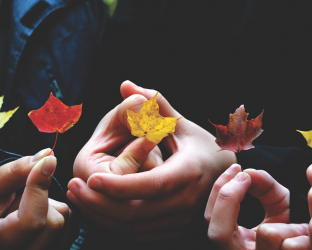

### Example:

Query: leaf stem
xmin=49 ymin=131 xmax=58 ymax=155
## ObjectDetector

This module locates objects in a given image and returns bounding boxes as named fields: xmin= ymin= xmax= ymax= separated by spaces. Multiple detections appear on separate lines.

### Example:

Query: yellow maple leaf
xmin=127 ymin=92 xmax=182 ymax=144
xmin=0 ymin=96 xmax=19 ymax=129
xmin=297 ymin=130 xmax=312 ymax=148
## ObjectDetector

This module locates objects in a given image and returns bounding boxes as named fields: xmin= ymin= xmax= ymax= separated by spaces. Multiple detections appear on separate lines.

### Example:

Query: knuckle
xmin=207 ymin=226 xmax=225 ymax=243
xmin=212 ymin=179 xmax=225 ymax=194
xmin=54 ymin=202 xmax=69 ymax=216
xmin=152 ymin=173 xmax=164 ymax=196
xmin=29 ymin=217 xmax=47 ymax=230
xmin=257 ymin=224 xmax=279 ymax=242
xmin=217 ymin=187 xmax=235 ymax=203
xmin=8 ymin=159 xmax=25 ymax=178
xmin=190 ymin=166 xmax=203 ymax=182
xmin=47 ymin=214 xmax=65 ymax=229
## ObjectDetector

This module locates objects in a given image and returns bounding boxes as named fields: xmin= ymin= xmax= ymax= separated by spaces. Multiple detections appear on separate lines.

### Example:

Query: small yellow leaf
xmin=0 ymin=96 xmax=19 ymax=129
xmin=0 ymin=96 xmax=3 ymax=110
xmin=297 ymin=130 xmax=312 ymax=148
xmin=127 ymin=92 xmax=182 ymax=144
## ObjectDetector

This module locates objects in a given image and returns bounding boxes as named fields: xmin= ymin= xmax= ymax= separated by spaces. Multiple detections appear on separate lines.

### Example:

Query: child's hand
xmin=0 ymin=150 xmax=72 ymax=250
xmin=206 ymin=164 xmax=309 ymax=250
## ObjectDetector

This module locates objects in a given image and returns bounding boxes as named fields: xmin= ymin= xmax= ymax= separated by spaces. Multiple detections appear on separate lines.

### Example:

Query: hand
xmin=206 ymin=164 xmax=309 ymax=250
xmin=307 ymin=164 xmax=312 ymax=248
xmin=68 ymin=81 xmax=236 ymax=241
xmin=0 ymin=149 xmax=72 ymax=250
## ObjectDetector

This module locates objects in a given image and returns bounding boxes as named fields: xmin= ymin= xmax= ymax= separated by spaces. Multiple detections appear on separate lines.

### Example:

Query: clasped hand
xmin=68 ymin=81 xmax=236 ymax=241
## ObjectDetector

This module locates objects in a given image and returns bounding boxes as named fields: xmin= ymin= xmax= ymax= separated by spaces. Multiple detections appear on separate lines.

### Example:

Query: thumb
xmin=100 ymin=137 xmax=156 ymax=176
xmin=18 ymin=155 xmax=57 ymax=223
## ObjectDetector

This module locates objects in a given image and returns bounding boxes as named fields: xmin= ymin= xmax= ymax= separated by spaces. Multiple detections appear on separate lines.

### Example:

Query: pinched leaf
xmin=210 ymin=105 xmax=264 ymax=153
xmin=0 ymin=96 xmax=19 ymax=129
xmin=28 ymin=93 xmax=82 ymax=153
xmin=127 ymin=92 xmax=182 ymax=144
xmin=297 ymin=130 xmax=312 ymax=148
xmin=28 ymin=92 xmax=82 ymax=133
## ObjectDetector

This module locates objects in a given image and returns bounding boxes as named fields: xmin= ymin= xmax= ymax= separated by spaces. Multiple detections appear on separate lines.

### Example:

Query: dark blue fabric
xmin=0 ymin=0 xmax=108 ymax=192
xmin=0 ymin=2 xmax=108 ymax=248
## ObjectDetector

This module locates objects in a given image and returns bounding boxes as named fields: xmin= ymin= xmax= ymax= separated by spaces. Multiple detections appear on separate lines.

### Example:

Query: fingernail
xmin=88 ymin=177 xmax=101 ymax=190
xmin=234 ymin=172 xmax=249 ymax=182
xmin=68 ymin=183 xmax=79 ymax=197
xmin=30 ymin=148 xmax=51 ymax=163
xmin=225 ymin=164 xmax=241 ymax=175
xmin=37 ymin=156 xmax=56 ymax=177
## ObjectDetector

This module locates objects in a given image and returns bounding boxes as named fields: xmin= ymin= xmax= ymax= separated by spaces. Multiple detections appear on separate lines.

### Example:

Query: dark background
xmin=88 ymin=0 xmax=312 ymax=151
xmin=84 ymin=0 xmax=312 ymax=235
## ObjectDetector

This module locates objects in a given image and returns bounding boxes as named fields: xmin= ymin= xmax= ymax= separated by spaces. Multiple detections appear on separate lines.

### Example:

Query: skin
xmin=67 ymin=80 xmax=237 ymax=241
xmin=206 ymin=164 xmax=310 ymax=250
xmin=0 ymin=148 xmax=72 ymax=250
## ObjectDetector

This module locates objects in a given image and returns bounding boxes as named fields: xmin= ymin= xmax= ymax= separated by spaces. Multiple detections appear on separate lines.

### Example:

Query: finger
xmin=73 ymin=94 xmax=151 ymax=180
xmin=0 ymin=156 xmax=56 ymax=248
xmin=120 ymin=80 xmax=181 ymax=118
xmin=208 ymin=172 xmax=251 ymax=245
xmin=26 ymin=204 xmax=65 ymax=250
xmin=282 ymin=235 xmax=310 ymax=250
xmin=67 ymin=189 xmax=132 ymax=232
xmin=308 ymin=187 xmax=312 ymax=218
xmin=109 ymin=137 xmax=157 ymax=175
xmin=306 ymin=164 xmax=312 ymax=186
xmin=87 ymin=152 xmax=195 ymax=199
xmin=114 ymin=142 xmax=163 ymax=172
xmin=68 ymin=177 xmax=198 ymax=223
xmin=0 ymin=148 xmax=52 ymax=196
xmin=18 ymin=156 xmax=57 ymax=224
xmin=3 ymin=193 xmax=21 ymax=216
xmin=0 ymin=193 xmax=16 ymax=216
xmin=120 ymin=81 xmax=189 ymax=153
xmin=67 ymin=188 xmax=190 ymax=237
xmin=244 ymin=169 xmax=290 ymax=223
xmin=204 ymin=164 xmax=241 ymax=223
xmin=256 ymin=223 xmax=308 ymax=250
xmin=139 ymin=146 xmax=163 ymax=172
xmin=309 ymin=218 xmax=312 ymax=249
xmin=48 ymin=198 xmax=69 ymax=216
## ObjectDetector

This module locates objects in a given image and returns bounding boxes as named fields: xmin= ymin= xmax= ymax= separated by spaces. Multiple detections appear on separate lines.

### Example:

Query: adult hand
xmin=0 ymin=149 xmax=72 ymax=250
xmin=68 ymin=81 xmax=237 ymax=241
xmin=206 ymin=163 xmax=309 ymax=250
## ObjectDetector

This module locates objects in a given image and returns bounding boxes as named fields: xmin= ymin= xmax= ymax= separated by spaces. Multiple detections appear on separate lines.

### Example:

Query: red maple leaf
xmin=210 ymin=105 xmax=263 ymax=153
xmin=28 ymin=93 xmax=82 ymax=153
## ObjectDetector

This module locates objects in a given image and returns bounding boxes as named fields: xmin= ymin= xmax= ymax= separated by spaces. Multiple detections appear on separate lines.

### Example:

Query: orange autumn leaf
xmin=210 ymin=105 xmax=264 ymax=153
xmin=28 ymin=92 xmax=82 ymax=151
xmin=127 ymin=92 xmax=182 ymax=144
